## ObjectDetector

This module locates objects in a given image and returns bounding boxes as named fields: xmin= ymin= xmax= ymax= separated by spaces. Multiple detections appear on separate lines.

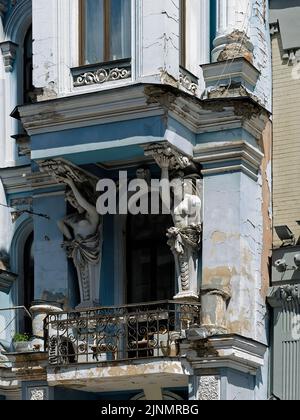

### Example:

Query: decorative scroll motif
xmin=74 ymin=67 xmax=131 ymax=87
xmin=179 ymin=71 xmax=198 ymax=95
xmin=144 ymin=144 xmax=202 ymax=301
xmin=39 ymin=159 xmax=102 ymax=310
xmin=198 ymin=376 xmax=220 ymax=401
xmin=45 ymin=302 xmax=200 ymax=366
xmin=29 ymin=388 xmax=48 ymax=401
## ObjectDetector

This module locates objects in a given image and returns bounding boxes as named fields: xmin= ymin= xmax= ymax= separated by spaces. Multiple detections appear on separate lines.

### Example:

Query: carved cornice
xmin=8 ymin=352 xmax=48 ymax=382
xmin=18 ymin=84 xmax=269 ymax=150
xmin=0 ymin=41 xmax=18 ymax=72
xmin=183 ymin=335 xmax=267 ymax=376
xmin=11 ymin=133 xmax=30 ymax=157
xmin=0 ymin=165 xmax=32 ymax=194
xmin=38 ymin=158 xmax=98 ymax=183
xmin=194 ymin=140 xmax=264 ymax=180
xmin=201 ymin=57 xmax=260 ymax=102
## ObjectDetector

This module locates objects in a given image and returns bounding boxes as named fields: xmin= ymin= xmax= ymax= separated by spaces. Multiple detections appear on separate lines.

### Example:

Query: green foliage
xmin=13 ymin=333 xmax=30 ymax=342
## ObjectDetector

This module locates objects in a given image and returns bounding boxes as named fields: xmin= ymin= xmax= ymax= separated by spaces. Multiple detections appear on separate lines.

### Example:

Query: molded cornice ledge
xmin=182 ymin=335 xmax=267 ymax=376
xmin=0 ymin=40 xmax=18 ymax=72
xmin=193 ymin=141 xmax=264 ymax=181
xmin=18 ymin=84 xmax=270 ymax=143
xmin=0 ymin=165 xmax=32 ymax=194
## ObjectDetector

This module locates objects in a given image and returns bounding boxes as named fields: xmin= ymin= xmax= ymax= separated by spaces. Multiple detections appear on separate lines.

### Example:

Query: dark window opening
xmin=23 ymin=26 xmax=34 ymax=104
xmin=23 ymin=232 xmax=34 ymax=334
xmin=126 ymin=212 xmax=175 ymax=304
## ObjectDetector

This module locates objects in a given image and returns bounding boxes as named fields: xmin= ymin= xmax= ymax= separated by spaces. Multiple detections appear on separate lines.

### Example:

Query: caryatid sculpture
xmin=145 ymin=145 xmax=202 ymax=301
xmin=40 ymin=160 xmax=103 ymax=310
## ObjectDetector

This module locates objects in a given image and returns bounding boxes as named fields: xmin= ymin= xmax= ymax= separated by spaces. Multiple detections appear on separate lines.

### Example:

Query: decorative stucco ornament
xmin=145 ymin=144 xmax=202 ymax=301
xmin=198 ymin=376 xmax=220 ymax=401
xmin=39 ymin=160 xmax=103 ymax=310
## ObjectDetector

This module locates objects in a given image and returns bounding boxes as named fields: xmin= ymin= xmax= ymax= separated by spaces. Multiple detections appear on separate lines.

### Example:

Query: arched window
xmin=79 ymin=0 xmax=131 ymax=65
xmin=126 ymin=213 xmax=175 ymax=304
xmin=23 ymin=26 xmax=33 ymax=104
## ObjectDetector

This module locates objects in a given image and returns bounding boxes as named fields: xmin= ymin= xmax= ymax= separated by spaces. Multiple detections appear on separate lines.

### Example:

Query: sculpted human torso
xmin=57 ymin=178 xmax=100 ymax=242
xmin=63 ymin=213 xmax=98 ymax=239
xmin=173 ymin=194 xmax=202 ymax=229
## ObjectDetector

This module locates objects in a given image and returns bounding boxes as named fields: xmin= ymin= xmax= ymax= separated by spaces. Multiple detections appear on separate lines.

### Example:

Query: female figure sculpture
xmin=148 ymin=147 xmax=202 ymax=301
xmin=57 ymin=176 xmax=102 ymax=309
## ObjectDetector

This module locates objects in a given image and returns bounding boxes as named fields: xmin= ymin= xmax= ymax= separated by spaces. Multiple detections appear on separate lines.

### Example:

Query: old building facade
xmin=0 ymin=0 xmax=272 ymax=400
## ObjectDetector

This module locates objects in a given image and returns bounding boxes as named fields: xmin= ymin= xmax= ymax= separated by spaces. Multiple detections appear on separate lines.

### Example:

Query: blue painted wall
xmin=100 ymin=215 xmax=115 ymax=306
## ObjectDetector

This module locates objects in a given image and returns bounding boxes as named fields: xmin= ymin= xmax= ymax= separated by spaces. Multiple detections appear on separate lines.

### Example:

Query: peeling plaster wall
xmin=202 ymin=167 xmax=268 ymax=344
xmin=260 ymin=121 xmax=272 ymax=302
xmin=32 ymin=0 xmax=58 ymax=99
xmin=140 ymin=0 xmax=180 ymax=82
xmin=251 ymin=0 xmax=272 ymax=111
xmin=30 ymin=0 xmax=213 ymax=100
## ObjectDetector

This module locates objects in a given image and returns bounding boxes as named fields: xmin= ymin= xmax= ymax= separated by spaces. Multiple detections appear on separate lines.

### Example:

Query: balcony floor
xmin=47 ymin=358 xmax=192 ymax=393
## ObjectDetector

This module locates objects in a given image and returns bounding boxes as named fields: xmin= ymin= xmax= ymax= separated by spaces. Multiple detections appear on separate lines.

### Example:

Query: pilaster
xmin=194 ymin=138 xmax=267 ymax=342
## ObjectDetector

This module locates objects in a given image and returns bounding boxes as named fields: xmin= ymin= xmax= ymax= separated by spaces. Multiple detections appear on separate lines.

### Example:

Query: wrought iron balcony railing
xmin=44 ymin=301 xmax=200 ymax=366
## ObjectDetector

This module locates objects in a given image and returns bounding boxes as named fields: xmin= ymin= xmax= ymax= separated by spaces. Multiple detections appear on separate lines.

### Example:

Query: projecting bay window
xmin=79 ymin=0 xmax=131 ymax=65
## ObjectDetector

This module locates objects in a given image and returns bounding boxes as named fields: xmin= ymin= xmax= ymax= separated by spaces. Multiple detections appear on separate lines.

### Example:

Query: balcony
xmin=44 ymin=301 xmax=201 ymax=367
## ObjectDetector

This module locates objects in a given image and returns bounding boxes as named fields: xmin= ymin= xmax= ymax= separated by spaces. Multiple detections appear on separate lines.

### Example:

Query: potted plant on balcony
xmin=13 ymin=333 xmax=31 ymax=353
